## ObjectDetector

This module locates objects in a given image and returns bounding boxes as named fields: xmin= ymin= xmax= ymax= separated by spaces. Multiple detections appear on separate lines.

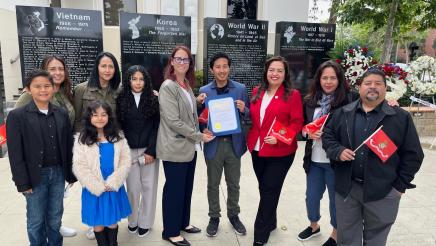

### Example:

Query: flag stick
xmin=353 ymin=125 xmax=383 ymax=152
xmin=312 ymin=113 xmax=330 ymax=147
xmin=319 ymin=113 xmax=330 ymax=132
xmin=206 ymin=109 xmax=210 ymax=130
xmin=260 ymin=117 xmax=276 ymax=150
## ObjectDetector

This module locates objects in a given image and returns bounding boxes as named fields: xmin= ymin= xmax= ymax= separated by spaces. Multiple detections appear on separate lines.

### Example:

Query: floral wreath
xmin=336 ymin=45 xmax=376 ymax=87
xmin=336 ymin=46 xmax=411 ymax=100
xmin=407 ymin=55 xmax=436 ymax=96
xmin=379 ymin=64 xmax=409 ymax=100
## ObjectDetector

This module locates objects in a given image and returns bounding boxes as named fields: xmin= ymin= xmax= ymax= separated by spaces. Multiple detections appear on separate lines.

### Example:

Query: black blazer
xmin=302 ymin=91 xmax=359 ymax=173
xmin=7 ymin=101 xmax=76 ymax=192
xmin=117 ymin=93 xmax=159 ymax=158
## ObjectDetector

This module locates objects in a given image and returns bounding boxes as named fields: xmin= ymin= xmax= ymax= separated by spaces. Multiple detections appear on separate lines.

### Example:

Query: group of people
xmin=6 ymin=45 xmax=424 ymax=246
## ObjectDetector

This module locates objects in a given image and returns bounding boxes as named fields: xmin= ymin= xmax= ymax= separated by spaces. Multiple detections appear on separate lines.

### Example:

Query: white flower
xmin=340 ymin=46 xmax=373 ymax=87
xmin=408 ymin=55 xmax=436 ymax=96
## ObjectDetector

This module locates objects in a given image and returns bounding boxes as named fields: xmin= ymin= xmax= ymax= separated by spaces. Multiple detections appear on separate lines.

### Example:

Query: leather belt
xmin=218 ymin=136 xmax=232 ymax=142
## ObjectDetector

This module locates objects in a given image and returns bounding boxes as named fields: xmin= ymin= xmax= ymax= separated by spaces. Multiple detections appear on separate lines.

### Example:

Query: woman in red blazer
xmin=247 ymin=56 xmax=304 ymax=246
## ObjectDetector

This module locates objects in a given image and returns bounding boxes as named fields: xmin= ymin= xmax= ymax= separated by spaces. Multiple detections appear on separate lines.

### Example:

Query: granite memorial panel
xmin=275 ymin=22 xmax=335 ymax=95
xmin=120 ymin=12 xmax=191 ymax=87
xmin=16 ymin=6 xmax=103 ymax=86
xmin=204 ymin=17 xmax=268 ymax=94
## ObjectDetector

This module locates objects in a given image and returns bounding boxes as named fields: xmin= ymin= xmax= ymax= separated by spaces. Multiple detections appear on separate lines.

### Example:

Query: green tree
xmin=328 ymin=0 xmax=340 ymax=23
xmin=328 ymin=23 xmax=384 ymax=61
xmin=337 ymin=0 xmax=436 ymax=63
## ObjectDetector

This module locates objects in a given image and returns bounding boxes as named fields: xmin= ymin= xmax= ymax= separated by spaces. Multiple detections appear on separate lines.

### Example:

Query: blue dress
xmin=81 ymin=142 xmax=131 ymax=226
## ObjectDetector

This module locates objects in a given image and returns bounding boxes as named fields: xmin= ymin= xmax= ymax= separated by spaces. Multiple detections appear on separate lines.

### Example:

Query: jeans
xmin=305 ymin=161 xmax=336 ymax=228
xmin=24 ymin=166 xmax=65 ymax=246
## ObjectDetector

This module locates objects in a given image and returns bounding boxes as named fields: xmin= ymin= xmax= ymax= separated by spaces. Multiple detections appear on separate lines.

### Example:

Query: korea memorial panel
xmin=16 ymin=6 xmax=103 ymax=87
xmin=275 ymin=22 xmax=335 ymax=95
xmin=204 ymin=17 xmax=268 ymax=94
xmin=120 ymin=12 xmax=191 ymax=88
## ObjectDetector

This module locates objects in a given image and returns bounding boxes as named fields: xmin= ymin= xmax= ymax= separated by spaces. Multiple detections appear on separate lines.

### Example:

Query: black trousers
xmin=251 ymin=151 xmax=295 ymax=243
xmin=162 ymin=152 xmax=197 ymax=238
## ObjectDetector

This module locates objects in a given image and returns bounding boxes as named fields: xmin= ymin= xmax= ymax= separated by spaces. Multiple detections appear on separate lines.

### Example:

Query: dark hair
xmin=40 ymin=55 xmax=74 ymax=103
xmin=164 ymin=46 xmax=195 ymax=88
xmin=88 ymin=52 xmax=121 ymax=90
xmin=304 ymin=60 xmax=348 ymax=108
xmin=359 ymin=67 xmax=387 ymax=85
xmin=25 ymin=69 xmax=53 ymax=88
xmin=117 ymin=65 xmax=159 ymax=124
xmin=252 ymin=56 xmax=293 ymax=102
xmin=79 ymin=100 xmax=122 ymax=146
xmin=209 ymin=52 xmax=231 ymax=69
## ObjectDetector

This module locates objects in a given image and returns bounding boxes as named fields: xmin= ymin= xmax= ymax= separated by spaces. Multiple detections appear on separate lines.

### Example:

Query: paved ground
xmin=0 ymin=141 xmax=435 ymax=246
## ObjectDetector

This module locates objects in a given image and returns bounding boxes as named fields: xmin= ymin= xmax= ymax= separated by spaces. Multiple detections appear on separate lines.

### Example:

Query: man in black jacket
xmin=7 ymin=70 xmax=76 ymax=246
xmin=322 ymin=68 xmax=424 ymax=246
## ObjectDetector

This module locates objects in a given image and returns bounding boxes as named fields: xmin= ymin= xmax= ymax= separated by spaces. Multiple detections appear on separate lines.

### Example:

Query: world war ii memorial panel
xmin=16 ymin=6 xmax=103 ymax=86
xmin=275 ymin=22 xmax=335 ymax=95
xmin=204 ymin=17 xmax=268 ymax=94
xmin=120 ymin=12 xmax=191 ymax=88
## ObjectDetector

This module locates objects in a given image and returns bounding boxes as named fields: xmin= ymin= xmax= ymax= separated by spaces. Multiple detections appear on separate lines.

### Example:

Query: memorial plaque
xmin=204 ymin=18 xmax=268 ymax=94
xmin=275 ymin=22 xmax=335 ymax=95
xmin=120 ymin=12 xmax=191 ymax=88
xmin=16 ymin=6 xmax=103 ymax=86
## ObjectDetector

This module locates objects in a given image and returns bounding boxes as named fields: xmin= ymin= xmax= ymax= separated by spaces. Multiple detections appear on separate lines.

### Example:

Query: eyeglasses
xmin=173 ymin=57 xmax=190 ymax=64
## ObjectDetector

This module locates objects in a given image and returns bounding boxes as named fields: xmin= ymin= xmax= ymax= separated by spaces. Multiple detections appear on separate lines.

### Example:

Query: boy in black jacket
xmin=7 ymin=69 xmax=76 ymax=246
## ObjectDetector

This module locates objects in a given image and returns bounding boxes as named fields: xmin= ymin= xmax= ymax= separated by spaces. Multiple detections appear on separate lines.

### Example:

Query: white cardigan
xmin=73 ymin=135 xmax=131 ymax=196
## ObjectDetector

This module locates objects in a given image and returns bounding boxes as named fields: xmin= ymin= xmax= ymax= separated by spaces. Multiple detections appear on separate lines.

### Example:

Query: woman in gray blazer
xmin=157 ymin=46 xmax=213 ymax=246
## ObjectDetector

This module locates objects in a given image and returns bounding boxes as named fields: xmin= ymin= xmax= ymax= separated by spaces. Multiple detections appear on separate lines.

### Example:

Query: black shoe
xmin=138 ymin=228 xmax=150 ymax=237
xmin=297 ymin=226 xmax=320 ymax=241
xmin=229 ymin=216 xmax=247 ymax=235
xmin=182 ymin=225 xmax=201 ymax=233
xmin=128 ymin=225 xmax=138 ymax=234
xmin=253 ymin=242 xmax=264 ymax=246
xmin=322 ymin=237 xmax=337 ymax=246
xmin=105 ymin=227 xmax=118 ymax=246
xmin=206 ymin=217 xmax=219 ymax=237
xmin=94 ymin=230 xmax=108 ymax=246
xmin=162 ymin=236 xmax=191 ymax=246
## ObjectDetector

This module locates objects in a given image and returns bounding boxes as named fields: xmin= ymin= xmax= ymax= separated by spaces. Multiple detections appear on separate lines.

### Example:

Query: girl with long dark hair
xmin=73 ymin=101 xmax=131 ymax=246
xmin=116 ymin=65 xmax=160 ymax=237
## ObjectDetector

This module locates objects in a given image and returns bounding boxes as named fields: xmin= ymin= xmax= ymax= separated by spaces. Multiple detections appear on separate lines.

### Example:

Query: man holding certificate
xmin=197 ymin=52 xmax=250 ymax=237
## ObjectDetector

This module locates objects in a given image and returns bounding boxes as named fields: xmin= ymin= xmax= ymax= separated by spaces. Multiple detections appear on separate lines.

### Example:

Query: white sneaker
xmin=60 ymin=226 xmax=77 ymax=237
xmin=86 ymin=227 xmax=95 ymax=240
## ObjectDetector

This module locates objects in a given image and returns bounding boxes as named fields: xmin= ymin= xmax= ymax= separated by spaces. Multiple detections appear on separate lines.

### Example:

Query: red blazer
xmin=247 ymin=85 xmax=304 ymax=157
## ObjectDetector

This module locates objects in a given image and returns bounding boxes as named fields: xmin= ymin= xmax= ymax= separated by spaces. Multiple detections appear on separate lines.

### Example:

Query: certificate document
xmin=206 ymin=95 xmax=241 ymax=136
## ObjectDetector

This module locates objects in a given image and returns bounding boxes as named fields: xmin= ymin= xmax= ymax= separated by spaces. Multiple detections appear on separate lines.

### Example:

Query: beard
xmin=365 ymin=89 xmax=380 ymax=101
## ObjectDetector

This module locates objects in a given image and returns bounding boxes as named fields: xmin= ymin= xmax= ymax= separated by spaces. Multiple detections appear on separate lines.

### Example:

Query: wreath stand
xmin=409 ymin=94 xmax=436 ymax=149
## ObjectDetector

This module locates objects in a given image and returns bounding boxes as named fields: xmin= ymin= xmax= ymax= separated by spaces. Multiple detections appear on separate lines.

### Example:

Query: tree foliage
xmin=336 ymin=0 xmax=436 ymax=62
xmin=337 ymin=0 xmax=435 ymax=32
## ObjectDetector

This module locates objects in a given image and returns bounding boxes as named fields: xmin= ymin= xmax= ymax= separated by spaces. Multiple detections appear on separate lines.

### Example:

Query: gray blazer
xmin=156 ymin=79 xmax=202 ymax=162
